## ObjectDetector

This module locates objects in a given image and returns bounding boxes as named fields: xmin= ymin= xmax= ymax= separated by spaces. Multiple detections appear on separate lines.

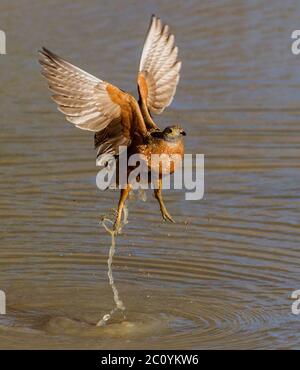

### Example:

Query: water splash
xmin=96 ymin=208 xmax=127 ymax=327
xmin=96 ymin=192 xmax=145 ymax=327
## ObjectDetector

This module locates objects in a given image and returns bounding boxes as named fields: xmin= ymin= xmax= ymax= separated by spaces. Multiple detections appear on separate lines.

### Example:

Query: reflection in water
xmin=0 ymin=0 xmax=300 ymax=349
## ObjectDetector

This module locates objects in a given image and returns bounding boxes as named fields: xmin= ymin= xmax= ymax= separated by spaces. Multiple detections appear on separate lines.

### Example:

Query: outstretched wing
xmin=39 ymin=47 xmax=146 ymax=162
xmin=137 ymin=15 xmax=181 ymax=129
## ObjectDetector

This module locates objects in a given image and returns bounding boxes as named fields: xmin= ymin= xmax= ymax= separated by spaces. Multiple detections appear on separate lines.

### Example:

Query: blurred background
xmin=0 ymin=0 xmax=300 ymax=349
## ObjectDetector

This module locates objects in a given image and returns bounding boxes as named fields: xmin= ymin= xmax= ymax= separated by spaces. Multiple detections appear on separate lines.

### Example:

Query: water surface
xmin=0 ymin=0 xmax=300 ymax=349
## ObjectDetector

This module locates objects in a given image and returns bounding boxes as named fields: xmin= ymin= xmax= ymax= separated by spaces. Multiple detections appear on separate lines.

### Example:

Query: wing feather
xmin=39 ymin=47 xmax=146 ymax=160
xmin=138 ymin=15 xmax=181 ymax=119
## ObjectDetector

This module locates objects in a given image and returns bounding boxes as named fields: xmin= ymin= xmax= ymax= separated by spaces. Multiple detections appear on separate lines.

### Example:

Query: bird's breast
xmin=135 ymin=139 xmax=184 ymax=175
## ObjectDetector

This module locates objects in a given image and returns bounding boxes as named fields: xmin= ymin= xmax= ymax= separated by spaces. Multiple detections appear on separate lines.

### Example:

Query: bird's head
xmin=162 ymin=125 xmax=186 ymax=142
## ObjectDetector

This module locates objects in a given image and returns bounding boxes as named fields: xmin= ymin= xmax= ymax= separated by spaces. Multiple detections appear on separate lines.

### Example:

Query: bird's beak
xmin=181 ymin=130 xmax=186 ymax=136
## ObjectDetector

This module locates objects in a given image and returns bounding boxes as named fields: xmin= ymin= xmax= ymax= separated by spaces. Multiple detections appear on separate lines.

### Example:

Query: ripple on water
xmin=0 ymin=282 xmax=295 ymax=349
xmin=1 ymin=0 xmax=300 ymax=350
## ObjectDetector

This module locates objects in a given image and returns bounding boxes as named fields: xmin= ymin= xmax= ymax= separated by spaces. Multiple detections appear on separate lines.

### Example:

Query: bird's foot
xmin=113 ymin=215 xmax=123 ymax=235
xmin=161 ymin=208 xmax=176 ymax=223
xmin=100 ymin=208 xmax=128 ymax=235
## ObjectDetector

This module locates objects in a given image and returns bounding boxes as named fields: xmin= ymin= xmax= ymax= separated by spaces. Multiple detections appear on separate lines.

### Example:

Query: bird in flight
xmin=39 ymin=15 xmax=186 ymax=233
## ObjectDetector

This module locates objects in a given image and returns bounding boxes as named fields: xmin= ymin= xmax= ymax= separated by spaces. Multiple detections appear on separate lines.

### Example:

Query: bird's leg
xmin=154 ymin=177 xmax=175 ymax=223
xmin=114 ymin=185 xmax=131 ymax=233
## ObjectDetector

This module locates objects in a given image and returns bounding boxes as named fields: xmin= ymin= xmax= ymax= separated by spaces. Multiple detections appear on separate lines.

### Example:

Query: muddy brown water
xmin=1 ymin=0 xmax=300 ymax=349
